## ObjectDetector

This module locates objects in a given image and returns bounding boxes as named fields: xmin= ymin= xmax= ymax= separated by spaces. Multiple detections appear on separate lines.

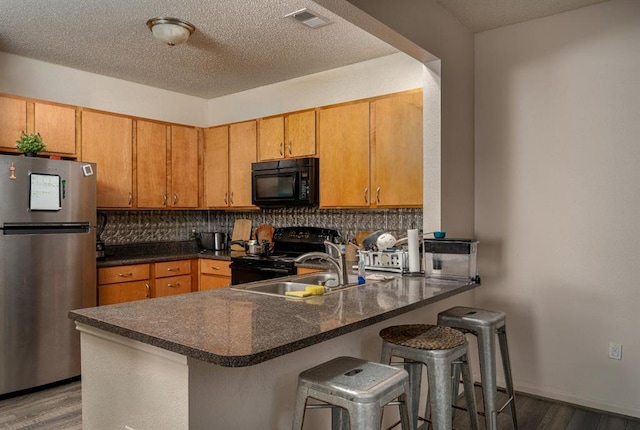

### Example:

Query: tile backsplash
xmin=100 ymin=208 xmax=423 ymax=245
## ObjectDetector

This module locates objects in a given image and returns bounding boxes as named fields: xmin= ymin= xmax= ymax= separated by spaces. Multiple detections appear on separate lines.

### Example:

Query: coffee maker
xmin=96 ymin=212 xmax=107 ymax=259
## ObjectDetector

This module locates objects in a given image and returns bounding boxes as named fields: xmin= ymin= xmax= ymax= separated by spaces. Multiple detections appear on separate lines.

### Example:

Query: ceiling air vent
xmin=285 ymin=8 xmax=333 ymax=29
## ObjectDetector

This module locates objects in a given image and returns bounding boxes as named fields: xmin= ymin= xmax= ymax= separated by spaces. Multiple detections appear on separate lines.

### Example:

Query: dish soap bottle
xmin=357 ymin=253 xmax=366 ymax=284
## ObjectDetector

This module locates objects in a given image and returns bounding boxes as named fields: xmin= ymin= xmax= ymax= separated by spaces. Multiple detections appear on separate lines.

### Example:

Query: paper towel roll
xmin=407 ymin=229 xmax=420 ymax=273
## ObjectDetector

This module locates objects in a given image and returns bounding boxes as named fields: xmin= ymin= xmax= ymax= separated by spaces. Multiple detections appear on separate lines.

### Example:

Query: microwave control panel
xmin=299 ymin=171 xmax=310 ymax=199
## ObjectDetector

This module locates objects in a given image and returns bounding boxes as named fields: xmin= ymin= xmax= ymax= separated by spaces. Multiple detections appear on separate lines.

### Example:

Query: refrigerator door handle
xmin=2 ymin=222 xmax=91 ymax=235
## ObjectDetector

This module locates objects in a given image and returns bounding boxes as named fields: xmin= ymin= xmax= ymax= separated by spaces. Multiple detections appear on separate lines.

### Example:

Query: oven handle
xmin=255 ymin=267 xmax=292 ymax=274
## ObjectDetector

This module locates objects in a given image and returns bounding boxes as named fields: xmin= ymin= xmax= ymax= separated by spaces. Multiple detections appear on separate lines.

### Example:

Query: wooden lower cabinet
xmin=98 ymin=264 xmax=151 ymax=306
xmin=154 ymin=274 xmax=192 ymax=297
xmin=297 ymin=267 xmax=322 ymax=275
xmin=199 ymin=259 xmax=231 ymax=290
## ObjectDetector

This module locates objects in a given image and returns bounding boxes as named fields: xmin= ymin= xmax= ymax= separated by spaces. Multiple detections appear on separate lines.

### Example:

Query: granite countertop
xmin=97 ymin=240 xmax=238 ymax=267
xmin=70 ymin=273 xmax=478 ymax=367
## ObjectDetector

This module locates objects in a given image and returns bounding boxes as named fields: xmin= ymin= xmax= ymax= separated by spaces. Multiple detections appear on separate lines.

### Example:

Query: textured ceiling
xmin=0 ymin=0 xmax=609 ymax=99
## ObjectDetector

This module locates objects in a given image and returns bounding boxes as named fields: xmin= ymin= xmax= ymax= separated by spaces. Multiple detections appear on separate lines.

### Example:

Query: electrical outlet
xmin=609 ymin=343 xmax=622 ymax=360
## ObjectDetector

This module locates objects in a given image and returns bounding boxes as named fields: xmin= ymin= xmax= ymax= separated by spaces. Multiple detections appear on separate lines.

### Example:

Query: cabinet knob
xmin=173 ymin=193 xmax=178 ymax=205
xmin=162 ymin=193 xmax=167 ymax=206
xmin=376 ymin=187 xmax=381 ymax=203
xmin=224 ymin=192 xmax=228 ymax=205
xmin=279 ymin=142 xmax=284 ymax=156
xmin=364 ymin=187 xmax=369 ymax=204
xmin=288 ymin=141 xmax=292 ymax=155
xmin=128 ymin=192 xmax=133 ymax=206
xmin=145 ymin=283 xmax=150 ymax=298
xmin=229 ymin=192 xmax=234 ymax=204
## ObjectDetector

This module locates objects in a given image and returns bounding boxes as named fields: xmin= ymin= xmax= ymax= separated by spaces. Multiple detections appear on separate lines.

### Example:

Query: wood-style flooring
xmin=0 ymin=380 xmax=638 ymax=429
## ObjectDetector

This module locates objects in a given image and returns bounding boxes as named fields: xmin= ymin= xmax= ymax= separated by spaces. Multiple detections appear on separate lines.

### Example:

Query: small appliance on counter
xmin=196 ymin=232 xmax=227 ymax=251
xmin=423 ymin=239 xmax=480 ymax=283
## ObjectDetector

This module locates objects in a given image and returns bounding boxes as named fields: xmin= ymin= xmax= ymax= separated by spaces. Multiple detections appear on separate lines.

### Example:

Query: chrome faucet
xmin=294 ymin=241 xmax=350 ymax=286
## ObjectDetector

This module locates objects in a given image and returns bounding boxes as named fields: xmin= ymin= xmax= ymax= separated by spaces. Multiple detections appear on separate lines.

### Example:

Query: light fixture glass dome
xmin=146 ymin=17 xmax=195 ymax=46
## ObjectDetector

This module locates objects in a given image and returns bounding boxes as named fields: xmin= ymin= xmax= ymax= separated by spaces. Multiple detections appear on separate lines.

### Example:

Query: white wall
xmin=207 ymin=52 xmax=422 ymax=126
xmin=0 ymin=51 xmax=207 ymax=126
xmin=475 ymin=0 xmax=640 ymax=417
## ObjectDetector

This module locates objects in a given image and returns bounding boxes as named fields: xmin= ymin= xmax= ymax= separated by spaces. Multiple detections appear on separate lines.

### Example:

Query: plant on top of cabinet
xmin=15 ymin=132 xmax=46 ymax=156
xmin=258 ymin=110 xmax=316 ymax=161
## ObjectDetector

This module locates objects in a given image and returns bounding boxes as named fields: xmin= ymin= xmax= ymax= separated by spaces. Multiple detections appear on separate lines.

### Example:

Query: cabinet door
xmin=199 ymin=260 xmax=231 ymax=276
xmin=257 ymin=116 xmax=284 ymax=161
xmin=98 ymin=280 xmax=150 ymax=306
xmin=229 ymin=121 xmax=257 ymax=208
xmin=170 ymin=125 xmax=199 ymax=208
xmin=0 ymin=96 xmax=26 ymax=149
xmin=34 ymin=102 xmax=77 ymax=155
xmin=200 ymin=275 xmax=231 ymax=290
xmin=318 ymin=102 xmax=370 ymax=208
xmin=286 ymin=110 xmax=316 ymax=158
xmin=203 ymin=126 xmax=230 ymax=208
xmin=371 ymin=91 xmax=423 ymax=207
xmin=136 ymin=120 xmax=167 ymax=208
xmin=154 ymin=274 xmax=191 ymax=297
xmin=82 ymin=111 xmax=133 ymax=208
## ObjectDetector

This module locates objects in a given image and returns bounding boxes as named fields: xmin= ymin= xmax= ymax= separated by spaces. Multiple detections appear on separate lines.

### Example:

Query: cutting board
xmin=230 ymin=219 xmax=252 ymax=251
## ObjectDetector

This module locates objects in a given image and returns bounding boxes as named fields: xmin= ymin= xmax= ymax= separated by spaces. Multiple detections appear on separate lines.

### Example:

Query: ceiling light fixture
xmin=146 ymin=17 xmax=195 ymax=46
xmin=285 ymin=8 xmax=333 ymax=29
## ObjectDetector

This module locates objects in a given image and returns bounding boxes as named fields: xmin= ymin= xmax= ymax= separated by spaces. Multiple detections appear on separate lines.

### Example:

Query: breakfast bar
xmin=70 ymin=274 xmax=478 ymax=429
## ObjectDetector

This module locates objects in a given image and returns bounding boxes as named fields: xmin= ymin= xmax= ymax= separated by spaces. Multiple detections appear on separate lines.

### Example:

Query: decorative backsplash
xmin=100 ymin=208 xmax=423 ymax=246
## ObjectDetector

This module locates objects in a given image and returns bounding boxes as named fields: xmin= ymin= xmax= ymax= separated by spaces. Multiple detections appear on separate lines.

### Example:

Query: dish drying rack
xmin=357 ymin=249 xmax=410 ymax=274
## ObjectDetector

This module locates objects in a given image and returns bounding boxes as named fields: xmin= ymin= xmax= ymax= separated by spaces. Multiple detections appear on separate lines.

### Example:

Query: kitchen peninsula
xmin=70 ymin=274 xmax=478 ymax=429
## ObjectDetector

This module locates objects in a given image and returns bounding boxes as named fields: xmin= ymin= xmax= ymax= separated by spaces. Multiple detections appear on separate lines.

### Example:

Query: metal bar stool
xmin=437 ymin=306 xmax=517 ymax=430
xmin=292 ymin=356 xmax=414 ymax=430
xmin=380 ymin=324 xmax=479 ymax=430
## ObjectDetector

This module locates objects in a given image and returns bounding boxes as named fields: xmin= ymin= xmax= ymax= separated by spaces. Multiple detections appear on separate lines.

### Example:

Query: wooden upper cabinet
xmin=258 ymin=116 xmax=284 ymax=161
xmin=203 ymin=126 xmax=230 ymax=208
xmin=258 ymin=110 xmax=316 ymax=161
xmin=81 ymin=110 xmax=133 ymax=208
xmin=136 ymin=120 xmax=168 ymax=208
xmin=286 ymin=110 xmax=316 ymax=158
xmin=34 ymin=102 xmax=77 ymax=155
xmin=371 ymin=91 xmax=423 ymax=207
xmin=170 ymin=125 xmax=199 ymax=208
xmin=318 ymin=101 xmax=370 ymax=208
xmin=229 ymin=120 xmax=257 ymax=208
xmin=0 ymin=96 xmax=27 ymax=149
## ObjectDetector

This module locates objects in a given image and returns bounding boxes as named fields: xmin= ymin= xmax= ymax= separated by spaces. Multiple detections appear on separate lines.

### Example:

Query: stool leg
xmin=398 ymin=384 xmax=416 ymax=430
xmin=427 ymin=357 xmax=453 ymax=430
xmin=292 ymin=387 xmax=308 ymax=430
xmin=331 ymin=407 xmax=349 ymax=430
xmin=348 ymin=403 xmax=381 ymax=430
xmin=405 ymin=359 xmax=422 ymax=430
xmin=477 ymin=327 xmax=498 ymax=430
xmin=498 ymin=326 xmax=518 ymax=430
xmin=459 ymin=354 xmax=479 ymax=430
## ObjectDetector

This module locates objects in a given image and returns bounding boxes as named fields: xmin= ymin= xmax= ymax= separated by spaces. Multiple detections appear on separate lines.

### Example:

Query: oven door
xmin=230 ymin=262 xmax=295 ymax=285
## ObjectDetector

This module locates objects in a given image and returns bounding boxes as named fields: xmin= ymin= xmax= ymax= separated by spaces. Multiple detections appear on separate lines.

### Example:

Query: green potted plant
xmin=16 ymin=132 xmax=46 ymax=156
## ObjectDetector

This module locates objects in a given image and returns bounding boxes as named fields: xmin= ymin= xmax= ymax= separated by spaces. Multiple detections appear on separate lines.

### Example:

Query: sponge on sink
xmin=285 ymin=291 xmax=311 ymax=298
xmin=305 ymin=285 xmax=325 ymax=296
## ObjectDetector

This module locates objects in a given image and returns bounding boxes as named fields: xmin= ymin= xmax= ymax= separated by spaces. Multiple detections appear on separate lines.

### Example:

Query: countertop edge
xmin=69 ymin=281 xmax=479 ymax=367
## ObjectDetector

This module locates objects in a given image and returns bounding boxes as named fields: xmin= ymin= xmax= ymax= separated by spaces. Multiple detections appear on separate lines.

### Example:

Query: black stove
xmin=230 ymin=226 xmax=341 ymax=285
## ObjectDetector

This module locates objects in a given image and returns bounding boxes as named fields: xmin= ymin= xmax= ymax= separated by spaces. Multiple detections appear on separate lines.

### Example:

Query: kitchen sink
xmin=231 ymin=272 xmax=361 ymax=299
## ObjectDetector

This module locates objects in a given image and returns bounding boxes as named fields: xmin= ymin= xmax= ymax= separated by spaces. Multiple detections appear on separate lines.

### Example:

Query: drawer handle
xmin=145 ymin=283 xmax=150 ymax=298
xmin=167 ymin=267 xmax=180 ymax=272
xmin=118 ymin=272 xmax=133 ymax=278
xmin=210 ymin=266 xmax=221 ymax=271
xmin=167 ymin=282 xmax=181 ymax=288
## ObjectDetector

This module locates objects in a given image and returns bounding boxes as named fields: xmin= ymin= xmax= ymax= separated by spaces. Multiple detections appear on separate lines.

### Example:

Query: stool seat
xmin=293 ymin=356 xmax=414 ymax=430
xmin=380 ymin=325 xmax=466 ymax=350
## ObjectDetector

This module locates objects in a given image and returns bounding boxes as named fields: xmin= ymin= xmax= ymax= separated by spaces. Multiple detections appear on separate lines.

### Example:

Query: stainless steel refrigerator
xmin=0 ymin=154 xmax=96 ymax=396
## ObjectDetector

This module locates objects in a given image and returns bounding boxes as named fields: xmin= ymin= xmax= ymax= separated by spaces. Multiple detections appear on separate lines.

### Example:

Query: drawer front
xmin=155 ymin=274 xmax=191 ymax=297
xmin=98 ymin=280 xmax=150 ymax=306
xmin=99 ymin=264 xmax=150 ymax=285
xmin=199 ymin=259 xmax=231 ymax=277
xmin=155 ymin=260 xmax=191 ymax=278
xmin=200 ymin=274 xmax=231 ymax=290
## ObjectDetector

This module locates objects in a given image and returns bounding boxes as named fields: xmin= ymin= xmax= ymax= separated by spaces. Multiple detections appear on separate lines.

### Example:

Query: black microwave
xmin=251 ymin=157 xmax=319 ymax=207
